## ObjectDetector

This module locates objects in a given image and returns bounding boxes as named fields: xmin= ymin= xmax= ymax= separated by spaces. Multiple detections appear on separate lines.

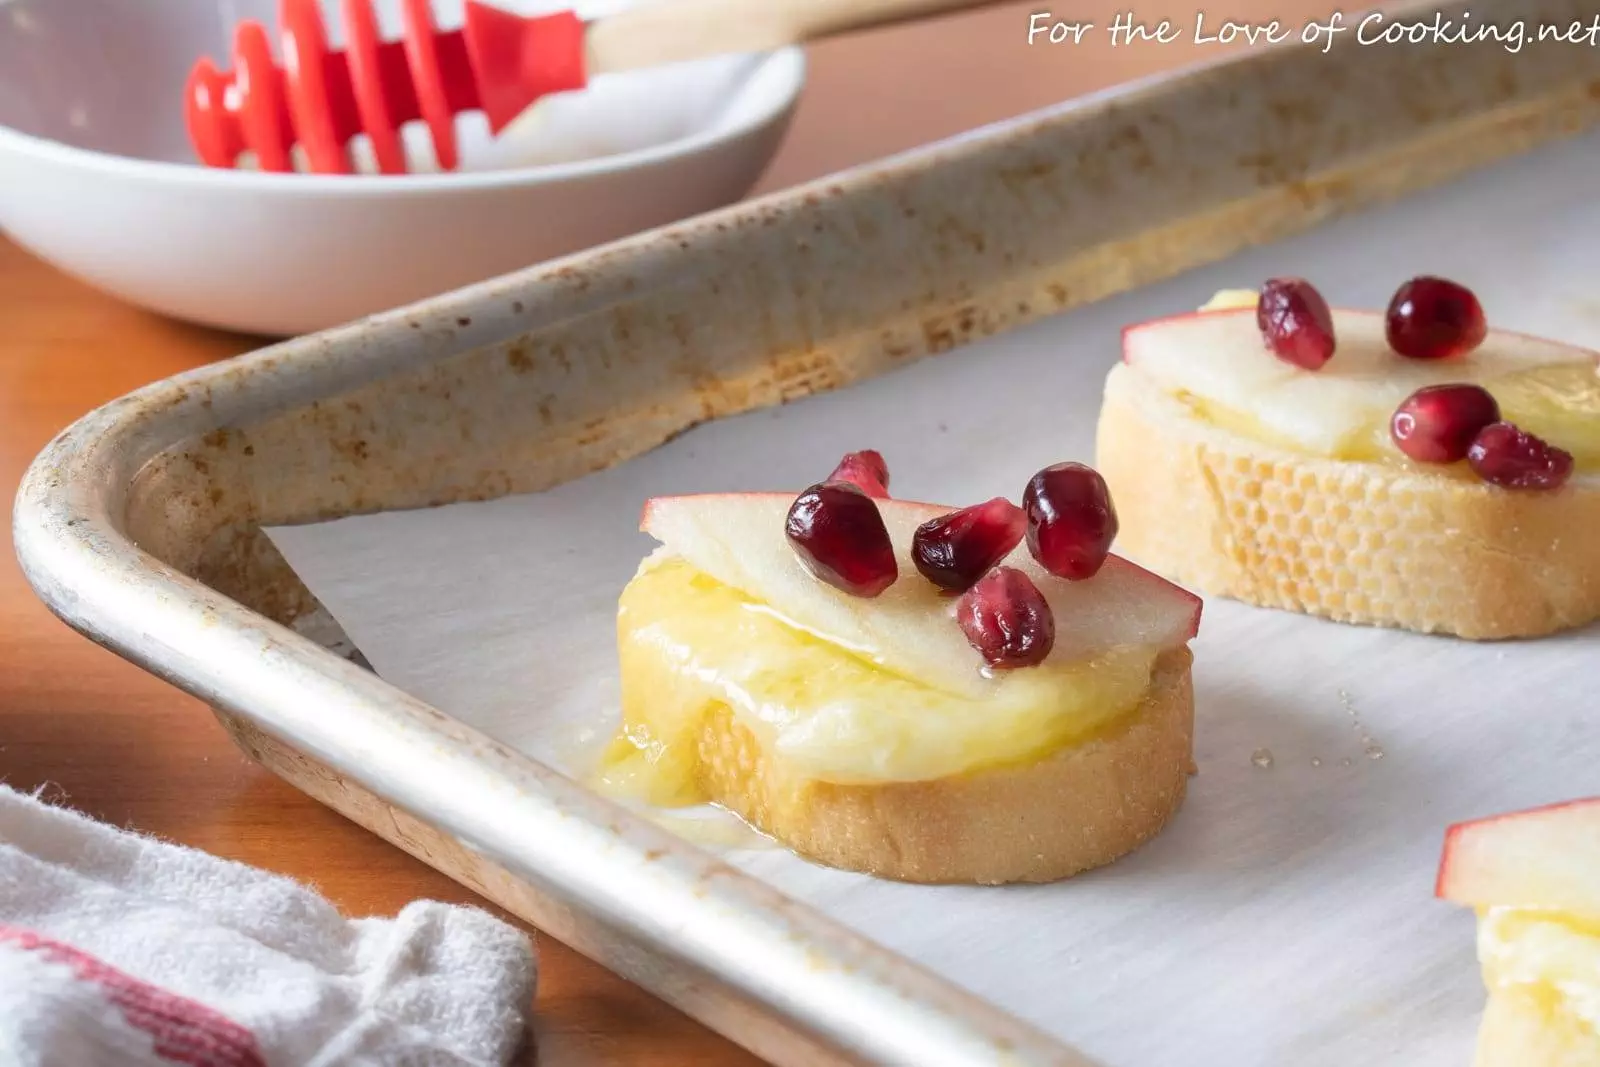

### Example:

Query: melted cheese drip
xmin=1173 ymin=365 xmax=1600 ymax=468
xmin=1480 ymin=907 xmax=1600 ymax=1037
xmin=600 ymin=556 xmax=1159 ymax=804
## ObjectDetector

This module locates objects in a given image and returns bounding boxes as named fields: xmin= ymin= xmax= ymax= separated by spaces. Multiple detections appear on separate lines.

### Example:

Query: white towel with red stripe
xmin=0 ymin=784 xmax=536 ymax=1066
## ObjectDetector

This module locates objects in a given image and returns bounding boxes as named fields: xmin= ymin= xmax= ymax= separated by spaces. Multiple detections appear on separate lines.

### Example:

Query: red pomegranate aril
xmin=1467 ymin=422 xmax=1573 ymax=491
xmin=785 ymin=481 xmax=899 ymax=596
xmin=1385 ymin=277 xmax=1488 ymax=361
xmin=826 ymin=450 xmax=891 ymax=499
xmin=956 ymin=567 xmax=1056 ymax=670
xmin=1390 ymin=384 xmax=1500 ymax=464
xmin=1023 ymin=463 xmax=1118 ymax=581
xmin=912 ymin=497 xmax=1027 ymax=593
xmin=1257 ymin=277 xmax=1336 ymax=370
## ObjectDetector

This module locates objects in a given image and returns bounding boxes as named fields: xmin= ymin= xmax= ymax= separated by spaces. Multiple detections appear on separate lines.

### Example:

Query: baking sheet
xmin=266 ymin=130 xmax=1600 ymax=1065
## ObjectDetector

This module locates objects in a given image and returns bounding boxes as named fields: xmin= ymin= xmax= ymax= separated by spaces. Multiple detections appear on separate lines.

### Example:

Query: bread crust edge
xmin=1095 ymin=364 xmax=1600 ymax=639
xmin=698 ymin=648 xmax=1195 ymax=885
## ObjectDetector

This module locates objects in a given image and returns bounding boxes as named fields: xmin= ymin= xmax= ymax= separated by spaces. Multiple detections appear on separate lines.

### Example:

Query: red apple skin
xmin=1435 ymin=796 xmax=1600 ymax=901
xmin=640 ymin=492 xmax=1202 ymax=640
xmin=1120 ymin=307 xmax=1375 ymax=363
xmin=1121 ymin=307 xmax=1259 ymax=361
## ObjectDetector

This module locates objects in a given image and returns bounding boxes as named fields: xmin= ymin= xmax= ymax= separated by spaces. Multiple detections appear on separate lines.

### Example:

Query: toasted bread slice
xmin=1096 ymin=363 xmax=1600 ymax=639
xmin=619 ymin=492 xmax=1201 ymax=884
xmin=1475 ymin=987 xmax=1600 ymax=1067
xmin=688 ymin=648 xmax=1193 ymax=885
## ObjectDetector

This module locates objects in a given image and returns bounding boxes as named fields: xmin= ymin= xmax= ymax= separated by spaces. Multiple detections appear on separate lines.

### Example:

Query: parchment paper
xmin=267 ymin=131 xmax=1600 ymax=1066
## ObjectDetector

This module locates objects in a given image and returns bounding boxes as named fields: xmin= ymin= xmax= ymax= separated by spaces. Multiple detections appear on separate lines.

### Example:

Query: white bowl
xmin=0 ymin=1 xmax=803 ymax=336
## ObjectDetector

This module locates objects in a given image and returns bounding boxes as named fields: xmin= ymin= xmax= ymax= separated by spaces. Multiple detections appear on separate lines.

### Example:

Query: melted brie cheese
xmin=1132 ymin=296 xmax=1600 ymax=467
xmin=600 ymin=555 xmax=1160 ymax=803
xmin=1480 ymin=907 xmax=1600 ymax=1036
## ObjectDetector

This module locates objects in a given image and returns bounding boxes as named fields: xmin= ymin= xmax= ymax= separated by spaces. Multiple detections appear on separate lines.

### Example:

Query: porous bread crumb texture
xmin=689 ymin=650 xmax=1194 ymax=886
xmin=1096 ymin=365 xmax=1600 ymax=639
xmin=1474 ymin=987 xmax=1600 ymax=1067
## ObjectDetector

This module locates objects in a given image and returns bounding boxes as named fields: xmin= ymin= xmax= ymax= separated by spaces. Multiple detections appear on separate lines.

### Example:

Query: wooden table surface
xmin=0 ymin=4 xmax=1323 ymax=1062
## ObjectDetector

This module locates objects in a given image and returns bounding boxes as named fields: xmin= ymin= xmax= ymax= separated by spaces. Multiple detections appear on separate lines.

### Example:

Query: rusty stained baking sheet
xmin=265 ymin=129 xmax=1600 ymax=1066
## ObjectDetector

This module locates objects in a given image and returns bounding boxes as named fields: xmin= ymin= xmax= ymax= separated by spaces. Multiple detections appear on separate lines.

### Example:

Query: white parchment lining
xmin=267 ymin=133 xmax=1600 ymax=1066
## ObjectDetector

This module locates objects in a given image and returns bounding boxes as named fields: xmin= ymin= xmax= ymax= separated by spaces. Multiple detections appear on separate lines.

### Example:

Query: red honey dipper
xmin=185 ymin=0 xmax=587 ymax=175
xmin=186 ymin=0 xmax=1005 ymax=176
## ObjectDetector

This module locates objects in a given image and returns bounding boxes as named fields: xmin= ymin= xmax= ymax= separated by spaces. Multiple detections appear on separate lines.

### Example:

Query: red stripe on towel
xmin=0 ymin=925 xmax=266 ymax=1067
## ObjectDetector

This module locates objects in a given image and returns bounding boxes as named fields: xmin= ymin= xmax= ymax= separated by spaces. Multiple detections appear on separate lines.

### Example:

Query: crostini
xmin=1097 ymin=278 xmax=1599 ymax=638
xmin=602 ymin=453 xmax=1202 ymax=884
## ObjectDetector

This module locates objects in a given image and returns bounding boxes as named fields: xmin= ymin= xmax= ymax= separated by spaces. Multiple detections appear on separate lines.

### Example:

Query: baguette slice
xmin=684 ymin=647 xmax=1193 ymax=885
xmin=1096 ymin=360 xmax=1600 ymax=639
xmin=616 ymin=493 xmax=1200 ymax=885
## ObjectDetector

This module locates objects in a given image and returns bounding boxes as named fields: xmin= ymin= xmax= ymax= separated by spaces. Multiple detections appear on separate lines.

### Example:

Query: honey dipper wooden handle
xmin=586 ymin=0 xmax=1008 ymax=74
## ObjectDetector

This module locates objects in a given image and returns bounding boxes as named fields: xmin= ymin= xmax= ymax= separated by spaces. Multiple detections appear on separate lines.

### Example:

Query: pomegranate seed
xmin=956 ymin=567 xmax=1055 ymax=670
xmin=826 ymin=450 xmax=890 ymax=498
xmin=1386 ymin=277 xmax=1488 ymax=361
xmin=785 ymin=482 xmax=898 ymax=596
xmin=1467 ymin=423 xmax=1573 ymax=491
xmin=1390 ymin=384 xmax=1500 ymax=464
xmin=1257 ymin=277 xmax=1336 ymax=370
xmin=1022 ymin=463 xmax=1118 ymax=581
xmin=912 ymin=497 xmax=1027 ymax=592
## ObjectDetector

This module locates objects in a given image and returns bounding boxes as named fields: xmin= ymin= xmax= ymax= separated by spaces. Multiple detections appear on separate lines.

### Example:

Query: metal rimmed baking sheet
xmin=264 ymin=128 xmax=1600 ymax=1066
xmin=15 ymin=5 xmax=1600 ymax=1063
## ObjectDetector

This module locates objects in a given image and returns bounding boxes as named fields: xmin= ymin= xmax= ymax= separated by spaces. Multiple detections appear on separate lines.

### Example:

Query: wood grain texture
xmin=588 ymin=0 xmax=1009 ymax=73
xmin=0 ymin=5 xmax=1327 ymax=1062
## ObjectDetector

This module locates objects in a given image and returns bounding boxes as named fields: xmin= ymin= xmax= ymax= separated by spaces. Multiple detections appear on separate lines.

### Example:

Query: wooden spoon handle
xmin=586 ymin=0 xmax=1009 ymax=75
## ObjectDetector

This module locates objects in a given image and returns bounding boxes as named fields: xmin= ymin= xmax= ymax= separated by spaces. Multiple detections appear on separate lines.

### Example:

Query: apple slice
xmin=1123 ymin=308 xmax=1594 ymax=457
xmin=640 ymin=493 xmax=1200 ymax=698
xmin=1437 ymin=798 xmax=1600 ymax=918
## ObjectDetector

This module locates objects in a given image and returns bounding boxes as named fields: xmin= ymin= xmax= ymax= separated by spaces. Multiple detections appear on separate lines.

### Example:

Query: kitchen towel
xmin=0 ymin=783 xmax=536 ymax=1066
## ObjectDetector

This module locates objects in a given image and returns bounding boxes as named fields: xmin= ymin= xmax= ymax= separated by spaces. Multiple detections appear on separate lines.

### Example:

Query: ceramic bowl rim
xmin=0 ymin=47 xmax=805 ymax=197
